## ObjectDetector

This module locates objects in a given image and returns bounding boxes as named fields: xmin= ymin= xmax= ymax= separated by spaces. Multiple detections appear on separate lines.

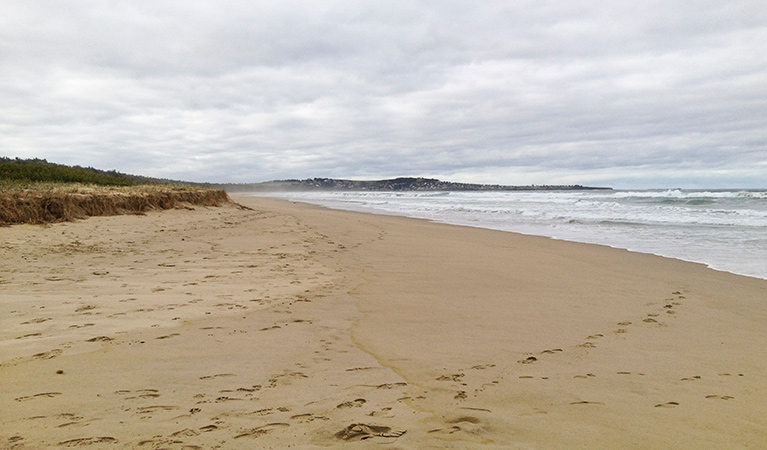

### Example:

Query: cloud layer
xmin=2 ymin=1 xmax=766 ymax=187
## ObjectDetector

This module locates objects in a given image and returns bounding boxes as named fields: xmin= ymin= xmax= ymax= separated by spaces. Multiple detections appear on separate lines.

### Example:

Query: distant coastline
xmin=211 ymin=177 xmax=613 ymax=192
xmin=1 ymin=158 xmax=611 ymax=193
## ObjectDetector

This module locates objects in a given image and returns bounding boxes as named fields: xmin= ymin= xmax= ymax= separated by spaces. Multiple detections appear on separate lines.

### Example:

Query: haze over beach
xmin=2 ymin=1 xmax=767 ymax=449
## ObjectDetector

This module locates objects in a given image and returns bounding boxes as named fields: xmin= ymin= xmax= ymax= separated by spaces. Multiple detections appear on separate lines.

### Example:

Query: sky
xmin=1 ymin=1 xmax=766 ymax=189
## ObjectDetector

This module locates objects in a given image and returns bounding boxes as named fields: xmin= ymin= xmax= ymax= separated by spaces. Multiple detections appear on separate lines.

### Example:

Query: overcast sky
xmin=2 ymin=1 xmax=766 ymax=188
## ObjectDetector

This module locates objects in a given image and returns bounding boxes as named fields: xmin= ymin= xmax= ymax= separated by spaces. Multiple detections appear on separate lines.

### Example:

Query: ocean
xmin=254 ymin=189 xmax=767 ymax=281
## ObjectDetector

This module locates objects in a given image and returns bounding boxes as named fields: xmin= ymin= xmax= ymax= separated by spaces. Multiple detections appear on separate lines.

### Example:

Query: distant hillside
xmin=1 ymin=159 xmax=611 ymax=192
xmin=213 ymin=177 xmax=612 ymax=192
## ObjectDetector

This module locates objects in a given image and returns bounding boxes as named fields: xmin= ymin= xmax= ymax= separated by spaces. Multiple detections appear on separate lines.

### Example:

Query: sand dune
xmin=1 ymin=195 xmax=766 ymax=449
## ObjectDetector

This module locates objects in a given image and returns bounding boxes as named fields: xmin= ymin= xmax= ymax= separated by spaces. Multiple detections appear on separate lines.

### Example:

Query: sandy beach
xmin=2 ymin=195 xmax=766 ymax=449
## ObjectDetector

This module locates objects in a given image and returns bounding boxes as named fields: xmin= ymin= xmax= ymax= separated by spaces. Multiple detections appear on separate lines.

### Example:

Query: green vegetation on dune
xmin=1 ymin=157 xmax=138 ymax=187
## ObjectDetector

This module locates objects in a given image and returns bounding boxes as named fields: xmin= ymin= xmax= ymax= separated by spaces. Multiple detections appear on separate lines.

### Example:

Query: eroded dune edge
xmin=0 ymin=185 xmax=231 ymax=226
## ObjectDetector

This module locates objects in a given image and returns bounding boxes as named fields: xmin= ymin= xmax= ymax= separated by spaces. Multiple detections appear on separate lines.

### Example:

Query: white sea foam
xmin=255 ymin=190 xmax=767 ymax=280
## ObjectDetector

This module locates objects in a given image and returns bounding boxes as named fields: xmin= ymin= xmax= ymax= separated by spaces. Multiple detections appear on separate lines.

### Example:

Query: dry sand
xmin=1 ymin=195 xmax=766 ymax=449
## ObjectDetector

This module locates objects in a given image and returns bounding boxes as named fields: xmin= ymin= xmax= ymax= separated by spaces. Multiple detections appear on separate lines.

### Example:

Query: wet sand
xmin=2 ymin=195 xmax=766 ymax=449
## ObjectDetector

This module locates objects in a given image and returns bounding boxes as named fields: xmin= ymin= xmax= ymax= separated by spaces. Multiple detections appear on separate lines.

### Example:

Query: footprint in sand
xmin=155 ymin=333 xmax=180 ymax=340
xmin=428 ymin=416 xmax=485 ymax=436
xmin=655 ymin=402 xmax=679 ymax=408
xmin=199 ymin=373 xmax=237 ymax=380
xmin=57 ymin=436 xmax=118 ymax=446
xmin=136 ymin=437 xmax=195 ymax=448
xmin=436 ymin=373 xmax=465 ymax=382
xmin=58 ymin=419 xmax=97 ymax=429
xmin=267 ymin=371 xmax=308 ymax=388
xmin=115 ymin=389 xmax=160 ymax=400
xmin=57 ymin=413 xmax=84 ymax=422
xmin=170 ymin=428 xmax=200 ymax=437
xmin=132 ymin=391 xmax=161 ymax=400
xmin=471 ymin=364 xmax=497 ymax=369
xmin=135 ymin=406 xmax=178 ymax=413
xmin=247 ymin=407 xmax=291 ymax=417
xmin=337 ymin=398 xmax=366 ymax=408
xmin=215 ymin=396 xmax=244 ymax=402
xmin=335 ymin=424 xmax=406 ymax=441
xmin=32 ymin=349 xmax=63 ymax=360
xmin=21 ymin=317 xmax=52 ymax=324
xmin=367 ymin=407 xmax=394 ymax=417
xmin=540 ymin=349 xmax=563 ymax=355
xmin=134 ymin=406 xmax=180 ymax=419
xmin=15 ymin=392 xmax=62 ymax=402
xmin=217 ymin=386 xmax=260 ymax=397
xmin=376 ymin=382 xmax=408 ymax=389
xmin=15 ymin=333 xmax=42 ymax=339
xmin=234 ymin=423 xmax=290 ymax=439
xmin=290 ymin=413 xmax=328 ymax=423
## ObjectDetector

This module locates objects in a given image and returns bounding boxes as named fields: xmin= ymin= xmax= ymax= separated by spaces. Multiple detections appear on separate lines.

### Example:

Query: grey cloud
xmin=1 ymin=1 xmax=765 ymax=188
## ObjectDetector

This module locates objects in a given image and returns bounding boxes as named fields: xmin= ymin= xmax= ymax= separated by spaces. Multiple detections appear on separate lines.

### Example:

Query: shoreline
xmin=249 ymin=191 xmax=767 ymax=282
xmin=2 ymin=195 xmax=766 ymax=448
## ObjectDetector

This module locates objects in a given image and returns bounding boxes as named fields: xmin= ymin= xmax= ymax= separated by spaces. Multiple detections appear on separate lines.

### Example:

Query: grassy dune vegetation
xmin=1 ymin=158 xmax=231 ymax=226
xmin=1 ymin=158 xmax=137 ymax=186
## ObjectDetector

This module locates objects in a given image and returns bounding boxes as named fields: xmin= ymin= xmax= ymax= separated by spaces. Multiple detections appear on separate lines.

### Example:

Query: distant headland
xmin=1 ymin=157 xmax=612 ymax=199
xmin=212 ymin=177 xmax=613 ymax=192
